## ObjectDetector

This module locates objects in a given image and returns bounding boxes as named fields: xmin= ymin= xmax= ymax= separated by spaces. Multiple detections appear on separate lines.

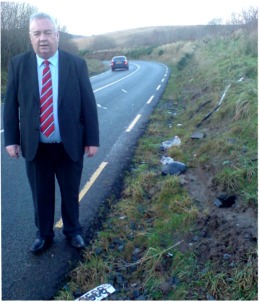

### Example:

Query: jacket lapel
xmin=26 ymin=51 xmax=39 ymax=100
xmin=58 ymin=50 xmax=70 ymax=106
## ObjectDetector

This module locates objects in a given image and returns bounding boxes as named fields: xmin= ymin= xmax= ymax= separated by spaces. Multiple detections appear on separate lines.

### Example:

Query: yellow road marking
xmin=55 ymin=161 xmax=108 ymax=228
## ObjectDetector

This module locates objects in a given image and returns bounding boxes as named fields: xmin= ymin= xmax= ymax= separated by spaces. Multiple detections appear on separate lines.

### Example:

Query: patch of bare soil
xmin=181 ymin=166 xmax=257 ymax=269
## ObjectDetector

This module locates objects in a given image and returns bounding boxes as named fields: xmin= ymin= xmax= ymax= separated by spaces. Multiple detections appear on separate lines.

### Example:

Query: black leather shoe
xmin=69 ymin=235 xmax=85 ymax=249
xmin=30 ymin=238 xmax=53 ymax=254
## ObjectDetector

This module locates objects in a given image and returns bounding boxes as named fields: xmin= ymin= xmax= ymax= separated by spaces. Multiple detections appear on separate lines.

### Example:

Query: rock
xmin=201 ymin=267 xmax=209 ymax=275
xmin=73 ymin=289 xmax=83 ymax=299
xmin=162 ymin=161 xmax=187 ymax=176
xmin=191 ymin=131 xmax=205 ymax=139
xmin=131 ymin=289 xmax=141 ymax=298
xmin=118 ymin=245 xmax=125 ymax=252
xmin=133 ymin=248 xmax=141 ymax=255
xmin=130 ymin=222 xmax=137 ymax=230
xmin=94 ymin=247 xmax=103 ymax=255
xmin=192 ymin=236 xmax=199 ymax=242
xmin=113 ymin=238 xmax=123 ymax=245
xmin=159 ymin=282 xmax=172 ymax=294
xmin=109 ymin=293 xmax=117 ymax=300
xmin=223 ymin=254 xmax=232 ymax=260
xmin=241 ymin=146 xmax=248 ymax=153
xmin=108 ymin=274 xmax=116 ymax=282
xmin=229 ymin=261 xmax=235 ymax=267
xmin=131 ymin=255 xmax=139 ymax=262
xmin=136 ymin=295 xmax=146 ymax=300
xmin=115 ymin=273 xmax=125 ymax=286
xmin=171 ymin=276 xmax=180 ymax=285
xmin=207 ymin=293 xmax=215 ymax=300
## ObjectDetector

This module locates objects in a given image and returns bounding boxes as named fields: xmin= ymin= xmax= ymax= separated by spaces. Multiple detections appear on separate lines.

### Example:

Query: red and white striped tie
xmin=40 ymin=60 xmax=55 ymax=137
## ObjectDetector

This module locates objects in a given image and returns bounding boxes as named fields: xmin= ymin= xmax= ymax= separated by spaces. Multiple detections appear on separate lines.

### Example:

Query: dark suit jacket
xmin=4 ymin=49 xmax=99 ymax=162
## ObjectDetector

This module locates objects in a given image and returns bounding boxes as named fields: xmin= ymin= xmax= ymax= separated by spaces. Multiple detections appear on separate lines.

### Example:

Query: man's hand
xmin=6 ymin=145 xmax=20 ymax=158
xmin=84 ymin=146 xmax=99 ymax=157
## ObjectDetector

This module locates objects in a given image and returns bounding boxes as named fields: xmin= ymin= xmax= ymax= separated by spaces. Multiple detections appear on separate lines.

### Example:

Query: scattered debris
xmin=196 ymin=109 xmax=218 ymax=127
xmin=161 ymin=136 xmax=181 ymax=150
xmin=193 ymin=100 xmax=212 ymax=115
xmin=213 ymin=194 xmax=236 ymax=208
xmin=197 ymin=84 xmax=231 ymax=127
xmin=162 ymin=161 xmax=187 ymax=176
xmin=191 ymin=131 xmax=205 ymax=139
xmin=160 ymin=155 xmax=174 ymax=165
xmin=76 ymin=284 xmax=116 ymax=301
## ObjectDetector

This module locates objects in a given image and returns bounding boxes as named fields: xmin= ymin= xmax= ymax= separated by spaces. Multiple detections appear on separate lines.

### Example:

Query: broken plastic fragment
xmin=161 ymin=136 xmax=181 ymax=150
xmin=162 ymin=161 xmax=187 ymax=175
xmin=160 ymin=155 xmax=174 ymax=165
xmin=76 ymin=284 xmax=116 ymax=301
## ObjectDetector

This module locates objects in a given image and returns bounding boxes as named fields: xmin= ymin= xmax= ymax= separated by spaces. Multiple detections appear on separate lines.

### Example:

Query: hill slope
xmin=72 ymin=25 xmax=240 ymax=50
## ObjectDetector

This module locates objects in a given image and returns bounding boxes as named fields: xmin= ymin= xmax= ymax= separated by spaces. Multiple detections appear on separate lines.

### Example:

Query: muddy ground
xmin=181 ymin=165 xmax=257 ymax=270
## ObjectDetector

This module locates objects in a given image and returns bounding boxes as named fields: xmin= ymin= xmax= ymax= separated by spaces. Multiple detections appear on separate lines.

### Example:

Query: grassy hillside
xmin=56 ymin=26 xmax=257 ymax=300
xmin=72 ymin=25 xmax=240 ymax=51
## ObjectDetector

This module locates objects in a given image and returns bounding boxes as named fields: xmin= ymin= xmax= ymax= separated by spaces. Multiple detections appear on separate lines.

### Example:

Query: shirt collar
xmin=36 ymin=50 xmax=59 ymax=67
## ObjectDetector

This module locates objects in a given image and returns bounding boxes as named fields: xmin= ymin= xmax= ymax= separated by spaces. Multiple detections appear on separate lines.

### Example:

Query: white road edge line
xmin=147 ymin=95 xmax=154 ymax=104
xmin=93 ymin=63 xmax=140 ymax=93
xmin=126 ymin=114 xmax=141 ymax=132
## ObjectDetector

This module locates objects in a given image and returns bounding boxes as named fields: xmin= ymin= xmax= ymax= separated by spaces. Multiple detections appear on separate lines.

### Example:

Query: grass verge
xmin=55 ymin=27 xmax=257 ymax=300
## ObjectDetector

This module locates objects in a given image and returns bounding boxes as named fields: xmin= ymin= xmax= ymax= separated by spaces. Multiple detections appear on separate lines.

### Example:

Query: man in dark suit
xmin=4 ymin=12 xmax=99 ymax=253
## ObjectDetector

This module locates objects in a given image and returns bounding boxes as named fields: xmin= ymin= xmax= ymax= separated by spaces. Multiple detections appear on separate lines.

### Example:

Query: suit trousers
xmin=25 ymin=143 xmax=83 ymax=240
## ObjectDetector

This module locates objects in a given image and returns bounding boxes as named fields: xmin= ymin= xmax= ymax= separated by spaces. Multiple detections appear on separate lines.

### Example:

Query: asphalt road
xmin=1 ymin=60 xmax=170 ymax=300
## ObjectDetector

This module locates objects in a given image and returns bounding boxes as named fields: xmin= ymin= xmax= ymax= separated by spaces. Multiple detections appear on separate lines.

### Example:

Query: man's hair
xmin=29 ymin=12 xmax=58 ymax=31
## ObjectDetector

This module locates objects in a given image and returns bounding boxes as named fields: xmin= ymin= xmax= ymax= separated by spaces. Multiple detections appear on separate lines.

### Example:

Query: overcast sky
xmin=25 ymin=0 xmax=258 ymax=36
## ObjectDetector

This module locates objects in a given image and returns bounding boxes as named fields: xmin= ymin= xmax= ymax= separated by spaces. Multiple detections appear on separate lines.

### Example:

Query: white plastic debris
xmin=76 ymin=284 xmax=116 ymax=301
xmin=160 ymin=156 xmax=174 ymax=165
xmin=217 ymin=84 xmax=231 ymax=107
xmin=161 ymin=136 xmax=181 ymax=149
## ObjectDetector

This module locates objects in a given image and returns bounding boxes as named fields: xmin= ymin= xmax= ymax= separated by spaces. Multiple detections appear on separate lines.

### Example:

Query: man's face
xmin=29 ymin=18 xmax=59 ymax=59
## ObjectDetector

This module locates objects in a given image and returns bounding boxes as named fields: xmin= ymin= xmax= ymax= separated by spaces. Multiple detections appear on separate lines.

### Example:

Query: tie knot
xmin=44 ymin=60 xmax=50 ymax=66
